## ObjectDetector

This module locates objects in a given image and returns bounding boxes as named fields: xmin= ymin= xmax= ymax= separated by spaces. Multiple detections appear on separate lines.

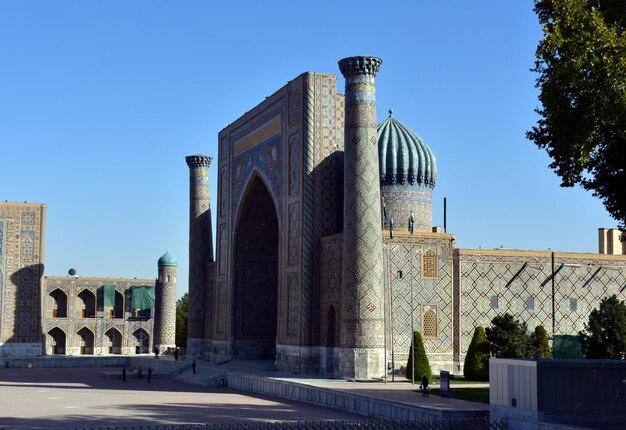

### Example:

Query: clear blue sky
xmin=0 ymin=1 xmax=617 ymax=298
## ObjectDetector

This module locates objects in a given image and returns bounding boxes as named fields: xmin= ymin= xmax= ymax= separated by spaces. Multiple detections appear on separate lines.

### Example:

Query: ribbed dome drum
xmin=378 ymin=111 xmax=437 ymax=231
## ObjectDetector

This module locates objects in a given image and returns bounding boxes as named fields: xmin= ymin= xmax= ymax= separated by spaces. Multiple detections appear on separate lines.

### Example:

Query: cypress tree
xmin=464 ymin=326 xmax=490 ymax=381
xmin=531 ymin=325 xmax=552 ymax=358
xmin=405 ymin=331 xmax=432 ymax=382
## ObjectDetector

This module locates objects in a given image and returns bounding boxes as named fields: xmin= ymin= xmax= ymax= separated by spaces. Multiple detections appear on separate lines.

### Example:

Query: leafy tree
xmin=531 ymin=325 xmax=553 ymax=358
xmin=579 ymin=294 xmax=626 ymax=359
xmin=464 ymin=326 xmax=490 ymax=381
xmin=486 ymin=313 xmax=532 ymax=358
xmin=175 ymin=293 xmax=189 ymax=348
xmin=405 ymin=331 xmax=432 ymax=382
xmin=528 ymin=0 xmax=626 ymax=229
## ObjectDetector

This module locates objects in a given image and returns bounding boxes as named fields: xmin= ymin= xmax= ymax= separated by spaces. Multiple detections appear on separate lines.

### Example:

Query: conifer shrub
xmin=405 ymin=331 xmax=431 ymax=382
xmin=531 ymin=325 xmax=552 ymax=358
xmin=464 ymin=326 xmax=489 ymax=381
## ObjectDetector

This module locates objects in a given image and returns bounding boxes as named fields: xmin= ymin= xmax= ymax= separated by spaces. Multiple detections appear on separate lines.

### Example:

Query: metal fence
xmin=39 ymin=417 xmax=507 ymax=430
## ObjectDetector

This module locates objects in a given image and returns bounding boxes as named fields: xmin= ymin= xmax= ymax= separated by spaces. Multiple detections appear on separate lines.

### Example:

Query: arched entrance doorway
xmin=77 ymin=289 xmax=96 ymax=318
xmin=77 ymin=327 xmax=94 ymax=355
xmin=105 ymin=328 xmax=122 ymax=354
xmin=49 ymin=289 xmax=67 ymax=318
xmin=133 ymin=328 xmax=150 ymax=354
xmin=233 ymin=175 xmax=279 ymax=359
xmin=47 ymin=327 xmax=66 ymax=355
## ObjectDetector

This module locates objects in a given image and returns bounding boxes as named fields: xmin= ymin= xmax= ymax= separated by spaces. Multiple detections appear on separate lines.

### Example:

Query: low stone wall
xmin=226 ymin=372 xmax=486 ymax=422
xmin=2 ymin=355 xmax=130 ymax=368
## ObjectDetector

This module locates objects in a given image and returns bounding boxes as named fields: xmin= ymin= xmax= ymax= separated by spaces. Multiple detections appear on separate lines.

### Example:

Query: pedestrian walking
xmin=147 ymin=367 xmax=153 ymax=383
xmin=192 ymin=359 xmax=196 ymax=374
xmin=138 ymin=366 xmax=143 ymax=379
xmin=122 ymin=368 xmax=127 ymax=382
xmin=174 ymin=348 xmax=179 ymax=361
xmin=421 ymin=375 xmax=429 ymax=397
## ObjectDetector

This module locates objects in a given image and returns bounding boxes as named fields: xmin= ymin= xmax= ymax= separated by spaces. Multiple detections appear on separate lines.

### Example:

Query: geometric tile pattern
xmin=231 ymin=134 xmax=282 ymax=218
xmin=305 ymin=73 xmax=343 ymax=347
xmin=456 ymin=250 xmax=626 ymax=359
xmin=42 ymin=276 xmax=156 ymax=355
xmin=0 ymin=202 xmax=46 ymax=345
xmin=382 ymin=189 xmax=432 ymax=232
xmin=185 ymin=155 xmax=213 ymax=350
xmin=339 ymin=57 xmax=385 ymax=349
xmin=384 ymin=236 xmax=454 ymax=364
xmin=154 ymin=265 xmax=177 ymax=348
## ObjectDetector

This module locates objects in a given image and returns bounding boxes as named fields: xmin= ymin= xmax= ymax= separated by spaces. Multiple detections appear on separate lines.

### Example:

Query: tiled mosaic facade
xmin=154 ymin=262 xmax=177 ymax=352
xmin=338 ymin=56 xmax=386 ymax=379
xmin=42 ymin=277 xmax=156 ymax=356
xmin=455 ymin=249 xmax=626 ymax=366
xmin=0 ymin=202 xmax=46 ymax=356
xmin=198 ymin=57 xmax=626 ymax=378
xmin=210 ymin=71 xmax=347 ymax=373
xmin=186 ymin=155 xmax=213 ymax=357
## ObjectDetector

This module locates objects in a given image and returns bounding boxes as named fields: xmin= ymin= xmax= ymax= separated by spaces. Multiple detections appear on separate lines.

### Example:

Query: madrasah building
xmin=185 ymin=56 xmax=626 ymax=380
xmin=0 ymin=201 xmax=177 ymax=358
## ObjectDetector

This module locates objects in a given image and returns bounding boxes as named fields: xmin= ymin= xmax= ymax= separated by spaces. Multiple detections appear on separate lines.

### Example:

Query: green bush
xmin=531 ymin=325 xmax=552 ymax=358
xmin=405 ymin=331 xmax=431 ymax=382
xmin=464 ymin=326 xmax=489 ymax=381
xmin=486 ymin=313 xmax=532 ymax=358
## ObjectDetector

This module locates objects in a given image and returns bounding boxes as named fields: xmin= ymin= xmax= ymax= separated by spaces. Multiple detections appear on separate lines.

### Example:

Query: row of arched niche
xmin=48 ymin=287 xmax=148 ymax=319
xmin=46 ymin=327 xmax=150 ymax=355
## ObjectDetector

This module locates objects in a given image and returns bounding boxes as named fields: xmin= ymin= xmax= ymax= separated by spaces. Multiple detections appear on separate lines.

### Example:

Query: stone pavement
xmin=0 ymin=366 xmax=365 ymax=429
xmin=0 ymin=357 xmax=490 ymax=429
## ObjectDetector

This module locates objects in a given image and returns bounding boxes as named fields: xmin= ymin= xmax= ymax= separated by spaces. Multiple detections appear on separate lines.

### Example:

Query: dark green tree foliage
xmin=579 ymin=295 xmax=626 ymax=359
xmin=486 ymin=313 xmax=532 ymax=358
xmin=405 ymin=331 xmax=432 ymax=382
xmin=464 ymin=326 xmax=490 ymax=381
xmin=175 ymin=293 xmax=189 ymax=348
xmin=531 ymin=325 xmax=553 ymax=358
xmin=528 ymin=0 xmax=626 ymax=230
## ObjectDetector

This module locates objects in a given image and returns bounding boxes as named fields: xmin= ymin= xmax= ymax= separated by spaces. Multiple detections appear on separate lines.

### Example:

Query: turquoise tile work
xmin=384 ymin=235 xmax=454 ymax=368
xmin=456 ymin=250 xmax=626 ymax=358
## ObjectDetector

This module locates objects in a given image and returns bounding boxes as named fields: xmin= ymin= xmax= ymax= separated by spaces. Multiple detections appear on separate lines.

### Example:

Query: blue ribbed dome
xmin=158 ymin=252 xmax=177 ymax=267
xmin=378 ymin=111 xmax=437 ymax=189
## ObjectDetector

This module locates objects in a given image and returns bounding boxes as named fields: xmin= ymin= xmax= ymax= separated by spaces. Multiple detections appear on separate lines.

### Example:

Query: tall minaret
xmin=154 ymin=252 xmax=177 ymax=354
xmin=185 ymin=154 xmax=213 ymax=358
xmin=338 ymin=56 xmax=385 ymax=380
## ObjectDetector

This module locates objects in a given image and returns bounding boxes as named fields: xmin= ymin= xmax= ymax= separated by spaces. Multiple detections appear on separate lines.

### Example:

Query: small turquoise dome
xmin=158 ymin=252 xmax=177 ymax=267
xmin=378 ymin=111 xmax=437 ymax=189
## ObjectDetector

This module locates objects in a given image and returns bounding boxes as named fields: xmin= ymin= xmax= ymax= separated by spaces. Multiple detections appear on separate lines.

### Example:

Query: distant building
xmin=42 ymin=276 xmax=156 ymax=355
xmin=0 ymin=201 xmax=176 ymax=357
xmin=186 ymin=56 xmax=626 ymax=379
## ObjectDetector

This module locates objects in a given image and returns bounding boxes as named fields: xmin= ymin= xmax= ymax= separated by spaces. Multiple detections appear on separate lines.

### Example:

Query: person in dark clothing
xmin=174 ymin=348 xmax=179 ymax=361
xmin=153 ymin=347 xmax=159 ymax=358
xmin=421 ymin=375 xmax=429 ymax=397
xmin=147 ymin=367 xmax=153 ymax=383
xmin=192 ymin=359 xmax=196 ymax=374
xmin=137 ymin=366 xmax=143 ymax=379
xmin=122 ymin=368 xmax=127 ymax=382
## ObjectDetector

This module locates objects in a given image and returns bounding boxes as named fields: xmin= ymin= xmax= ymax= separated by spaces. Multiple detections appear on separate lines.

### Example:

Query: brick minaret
xmin=185 ymin=154 xmax=213 ymax=358
xmin=338 ymin=56 xmax=385 ymax=379
xmin=154 ymin=252 xmax=177 ymax=353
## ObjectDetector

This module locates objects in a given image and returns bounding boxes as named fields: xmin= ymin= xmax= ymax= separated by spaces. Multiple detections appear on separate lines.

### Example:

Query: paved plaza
xmin=0 ymin=367 xmax=365 ymax=429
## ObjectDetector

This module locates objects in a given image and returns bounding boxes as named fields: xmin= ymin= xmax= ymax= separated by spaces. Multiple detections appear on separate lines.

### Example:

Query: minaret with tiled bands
xmin=185 ymin=154 xmax=213 ymax=358
xmin=338 ymin=56 xmax=385 ymax=380
xmin=154 ymin=252 xmax=177 ymax=353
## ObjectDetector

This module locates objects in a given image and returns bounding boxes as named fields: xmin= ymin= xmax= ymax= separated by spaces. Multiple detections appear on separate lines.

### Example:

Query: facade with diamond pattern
xmin=196 ymin=56 xmax=626 ymax=379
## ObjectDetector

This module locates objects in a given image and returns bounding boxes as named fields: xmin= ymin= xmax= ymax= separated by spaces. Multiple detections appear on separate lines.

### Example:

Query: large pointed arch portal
xmin=233 ymin=175 xmax=278 ymax=359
